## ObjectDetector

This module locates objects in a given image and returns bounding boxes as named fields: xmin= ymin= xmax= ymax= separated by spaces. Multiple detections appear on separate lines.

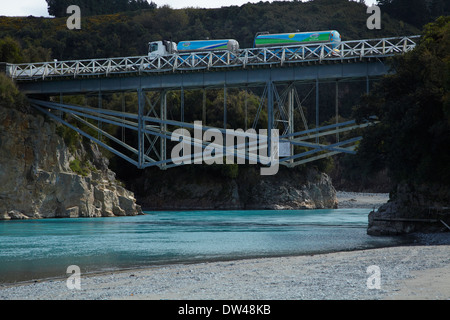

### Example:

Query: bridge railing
xmin=7 ymin=35 xmax=420 ymax=81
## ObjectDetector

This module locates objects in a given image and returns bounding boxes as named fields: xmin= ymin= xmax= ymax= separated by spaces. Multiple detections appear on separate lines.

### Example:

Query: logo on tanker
xmin=310 ymin=33 xmax=319 ymax=39
xmin=183 ymin=42 xmax=191 ymax=47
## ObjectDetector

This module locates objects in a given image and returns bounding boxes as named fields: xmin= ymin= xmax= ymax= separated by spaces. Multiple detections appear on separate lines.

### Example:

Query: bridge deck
xmin=16 ymin=60 xmax=393 ymax=95
xmin=6 ymin=35 xmax=419 ymax=94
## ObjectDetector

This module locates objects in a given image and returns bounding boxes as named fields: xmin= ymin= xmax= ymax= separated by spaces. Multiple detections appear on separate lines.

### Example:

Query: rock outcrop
xmin=0 ymin=105 xmax=143 ymax=220
xmin=367 ymin=183 xmax=450 ymax=235
xmin=131 ymin=166 xmax=338 ymax=210
xmin=240 ymin=167 xmax=338 ymax=210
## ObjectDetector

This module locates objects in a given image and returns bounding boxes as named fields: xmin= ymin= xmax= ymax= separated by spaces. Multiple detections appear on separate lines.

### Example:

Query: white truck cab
xmin=148 ymin=40 xmax=177 ymax=58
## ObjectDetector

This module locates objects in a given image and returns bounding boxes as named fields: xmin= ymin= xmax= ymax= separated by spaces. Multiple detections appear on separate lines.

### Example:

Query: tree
xmin=0 ymin=37 xmax=23 ymax=63
xmin=377 ymin=0 xmax=449 ymax=28
xmin=45 ymin=0 xmax=156 ymax=17
xmin=353 ymin=16 xmax=450 ymax=185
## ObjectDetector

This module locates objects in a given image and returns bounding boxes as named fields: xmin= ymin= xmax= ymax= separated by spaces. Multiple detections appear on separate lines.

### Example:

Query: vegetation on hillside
xmin=0 ymin=0 xmax=421 ymax=61
xmin=377 ymin=0 xmax=449 ymax=28
xmin=45 ymin=0 xmax=156 ymax=18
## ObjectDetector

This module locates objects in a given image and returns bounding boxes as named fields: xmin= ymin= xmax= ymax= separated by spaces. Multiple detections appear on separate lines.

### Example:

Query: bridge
xmin=5 ymin=35 xmax=419 ymax=172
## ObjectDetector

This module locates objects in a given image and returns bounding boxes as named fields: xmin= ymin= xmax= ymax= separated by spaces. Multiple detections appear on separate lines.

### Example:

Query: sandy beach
xmin=1 ymin=192 xmax=448 ymax=300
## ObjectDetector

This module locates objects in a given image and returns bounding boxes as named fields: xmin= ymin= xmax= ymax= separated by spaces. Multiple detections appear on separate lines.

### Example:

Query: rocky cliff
xmin=367 ymin=183 xmax=450 ymax=235
xmin=0 ymin=105 xmax=143 ymax=220
xmin=129 ymin=165 xmax=338 ymax=211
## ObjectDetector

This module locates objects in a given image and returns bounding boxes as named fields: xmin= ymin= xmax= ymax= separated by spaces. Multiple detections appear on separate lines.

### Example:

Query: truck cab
xmin=148 ymin=40 xmax=177 ymax=58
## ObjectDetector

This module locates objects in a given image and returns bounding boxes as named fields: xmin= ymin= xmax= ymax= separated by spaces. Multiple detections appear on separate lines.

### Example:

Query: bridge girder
xmin=29 ymin=78 xmax=374 ymax=172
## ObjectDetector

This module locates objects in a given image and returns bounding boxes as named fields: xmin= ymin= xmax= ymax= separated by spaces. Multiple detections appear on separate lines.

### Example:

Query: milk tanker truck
xmin=148 ymin=39 xmax=240 ymax=58
xmin=148 ymin=30 xmax=341 ymax=58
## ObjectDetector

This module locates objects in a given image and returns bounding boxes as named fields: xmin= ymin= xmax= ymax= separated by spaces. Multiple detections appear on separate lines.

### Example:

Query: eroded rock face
xmin=0 ymin=106 xmax=143 ymax=220
xmin=134 ymin=166 xmax=338 ymax=211
xmin=367 ymin=183 xmax=450 ymax=236
xmin=241 ymin=168 xmax=338 ymax=210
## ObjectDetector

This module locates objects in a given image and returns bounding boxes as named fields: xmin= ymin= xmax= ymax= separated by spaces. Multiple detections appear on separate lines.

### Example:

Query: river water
xmin=0 ymin=209 xmax=410 ymax=284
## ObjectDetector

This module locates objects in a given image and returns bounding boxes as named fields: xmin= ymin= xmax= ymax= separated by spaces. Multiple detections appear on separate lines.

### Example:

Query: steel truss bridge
xmin=5 ymin=35 xmax=419 ymax=171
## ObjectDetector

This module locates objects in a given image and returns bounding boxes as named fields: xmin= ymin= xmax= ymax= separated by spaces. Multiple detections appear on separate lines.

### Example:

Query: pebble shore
xmin=1 ymin=241 xmax=448 ymax=300
xmin=1 ymin=192 xmax=448 ymax=300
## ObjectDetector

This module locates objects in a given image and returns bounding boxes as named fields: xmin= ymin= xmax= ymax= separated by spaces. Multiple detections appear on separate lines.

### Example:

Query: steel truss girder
xmin=29 ymin=78 xmax=373 ymax=171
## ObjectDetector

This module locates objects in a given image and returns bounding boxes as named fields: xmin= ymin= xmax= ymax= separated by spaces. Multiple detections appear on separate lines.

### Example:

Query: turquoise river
xmin=0 ymin=209 xmax=411 ymax=284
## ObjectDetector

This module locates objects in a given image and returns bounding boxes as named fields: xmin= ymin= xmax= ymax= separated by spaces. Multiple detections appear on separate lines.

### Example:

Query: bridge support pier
xmin=224 ymin=85 xmax=227 ymax=130
xmin=267 ymin=81 xmax=274 ymax=159
xmin=315 ymin=79 xmax=319 ymax=144
xmin=121 ymin=92 xmax=126 ymax=143
xmin=244 ymin=87 xmax=248 ymax=131
xmin=202 ymin=88 xmax=206 ymax=125
xmin=98 ymin=91 xmax=103 ymax=141
xmin=160 ymin=90 xmax=167 ymax=170
xmin=181 ymin=87 xmax=185 ymax=123
xmin=288 ymin=87 xmax=294 ymax=163
xmin=138 ymin=88 xmax=144 ymax=168
xmin=336 ymin=80 xmax=339 ymax=143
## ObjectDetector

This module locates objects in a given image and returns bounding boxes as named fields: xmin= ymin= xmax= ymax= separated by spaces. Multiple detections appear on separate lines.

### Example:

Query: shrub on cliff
xmin=0 ymin=73 xmax=28 ymax=111
xmin=0 ymin=37 xmax=29 ymax=110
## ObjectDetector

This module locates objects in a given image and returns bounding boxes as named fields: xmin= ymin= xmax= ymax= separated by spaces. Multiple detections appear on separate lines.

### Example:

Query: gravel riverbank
xmin=1 ymin=239 xmax=449 ymax=300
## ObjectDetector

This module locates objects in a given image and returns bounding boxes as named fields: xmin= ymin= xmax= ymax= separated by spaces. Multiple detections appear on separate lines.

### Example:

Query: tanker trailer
xmin=177 ymin=39 xmax=239 ymax=53
xmin=253 ymin=30 xmax=341 ymax=48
